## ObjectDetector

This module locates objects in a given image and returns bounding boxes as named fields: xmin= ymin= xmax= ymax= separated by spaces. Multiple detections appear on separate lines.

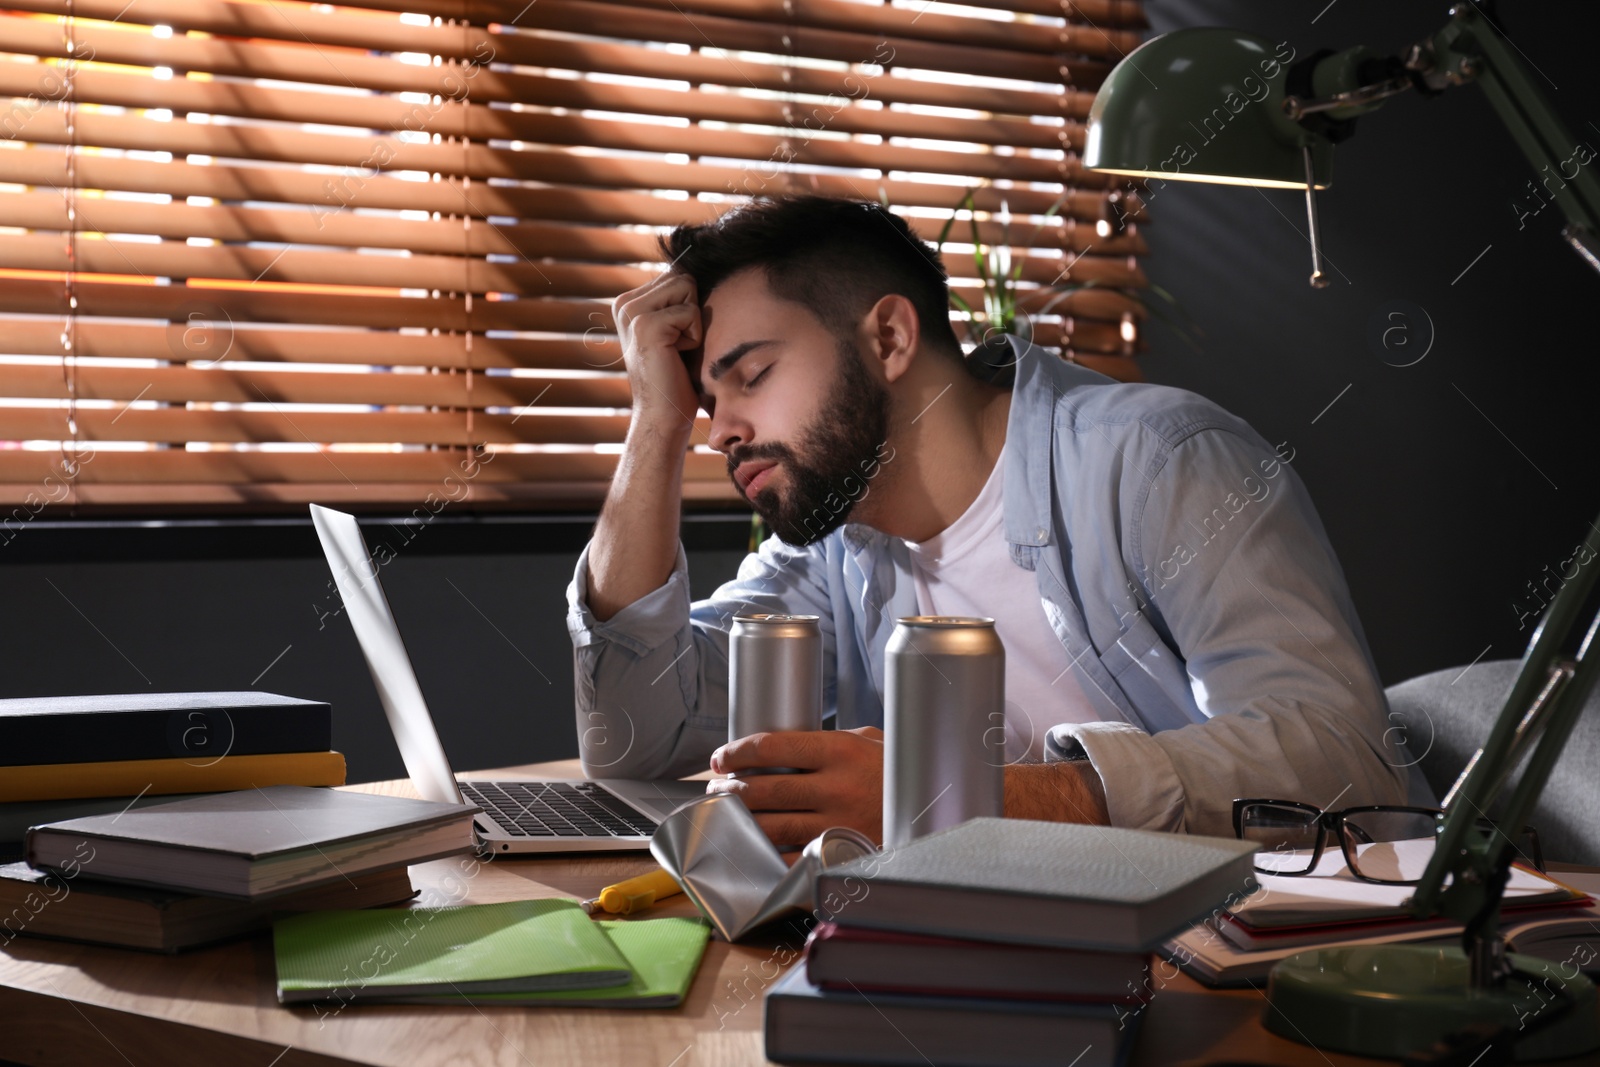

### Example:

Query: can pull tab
xmin=1302 ymin=145 xmax=1330 ymax=289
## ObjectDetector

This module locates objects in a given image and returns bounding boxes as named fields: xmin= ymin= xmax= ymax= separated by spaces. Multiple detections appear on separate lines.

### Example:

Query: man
xmin=565 ymin=195 xmax=1407 ymax=848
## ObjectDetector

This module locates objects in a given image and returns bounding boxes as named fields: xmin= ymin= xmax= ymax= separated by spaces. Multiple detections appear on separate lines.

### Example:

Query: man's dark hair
xmin=660 ymin=196 xmax=963 ymax=354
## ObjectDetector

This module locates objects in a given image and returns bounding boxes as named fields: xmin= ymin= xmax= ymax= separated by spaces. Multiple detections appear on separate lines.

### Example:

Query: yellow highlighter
xmin=580 ymin=867 xmax=683 ymax=916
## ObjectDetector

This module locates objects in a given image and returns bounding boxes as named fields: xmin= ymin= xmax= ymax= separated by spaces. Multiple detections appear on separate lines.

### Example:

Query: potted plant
xmin=934 ymin=189 xmax=1198 ymax=383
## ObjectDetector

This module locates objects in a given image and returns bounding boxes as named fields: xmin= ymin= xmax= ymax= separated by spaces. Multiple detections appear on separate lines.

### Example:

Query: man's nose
xmin=707 ymin=406 xmax=750 ymax=455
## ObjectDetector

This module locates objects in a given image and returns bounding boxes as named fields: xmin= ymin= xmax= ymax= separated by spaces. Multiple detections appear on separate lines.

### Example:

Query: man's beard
xmin=728 ymin=338 xmax=890 ymax=547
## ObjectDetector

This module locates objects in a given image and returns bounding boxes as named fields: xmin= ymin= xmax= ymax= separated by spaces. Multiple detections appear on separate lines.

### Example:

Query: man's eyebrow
xmin=706 ymin=339 xmax=776 ymax=383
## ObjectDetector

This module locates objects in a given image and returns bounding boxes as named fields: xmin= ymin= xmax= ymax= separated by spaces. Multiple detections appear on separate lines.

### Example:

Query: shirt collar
xmin=1001 ymin=333 xmax=1057 ymax=549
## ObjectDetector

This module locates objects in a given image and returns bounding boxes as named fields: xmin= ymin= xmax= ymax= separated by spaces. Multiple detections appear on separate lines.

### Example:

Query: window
xmin=0 ymin=0 xmax=1150 ymax=512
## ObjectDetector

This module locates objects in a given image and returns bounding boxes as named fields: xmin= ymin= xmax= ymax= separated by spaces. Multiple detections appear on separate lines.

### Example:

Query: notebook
xmin=272 ymin=898 xmax=635 ymax=1003
xmin=388 ymin=916 xmax=713 ymax=1008
xmin=1225 ymin=841 xmax=1586 ymax=931
xmin=1165 ymin=908 xmax=1600 ymax=988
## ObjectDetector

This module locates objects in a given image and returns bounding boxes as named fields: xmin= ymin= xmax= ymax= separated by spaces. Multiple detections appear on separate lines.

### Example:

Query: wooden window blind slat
xmin=0 ymin=189 xmax=1147 ymax=259
xmin=2 ymin=8 xmax=1103 ymax=122
xmin=0 ymin=449 xmax=731 ymax=487
xmin=0 ymin=231 xmax=1141 ymax=294
xmin=4 ymin=408 xmax=651 ymax=447
xmin=0 ymin=0 xmax=1152 ymax=510
xmin=1 ymin=320 xmax=622 ymax=370
xmin=2 ymin=0 xmax=1112 ymax=84
xmin=0 ymin=152 xmax=1145 ymax=243
xmin=1 ymin=74 xmax=1094 ymax=187
xmin=356 ymin=0 xmax=1148 ymax=28
xmin=0 ymin=52 xmax=1090 ymax=156
xmin=6 ymin=104 xmax=1117 ymax=199
xmin=5 ymin=363 xmax=631 ymax=409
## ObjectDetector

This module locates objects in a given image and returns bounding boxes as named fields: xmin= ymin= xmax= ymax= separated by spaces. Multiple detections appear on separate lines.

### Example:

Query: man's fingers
xmin=752 ymin=811 xmax=830 ymax=848
xmin=613 ymin=271 xmax=697 ymax=330
xmin=633 ymin=301 xmax=700 ymax=353
xmin=712 ymin=730 xmax=826 ymax=773
xmin=705 ymin=771 xmax=819 ymax=811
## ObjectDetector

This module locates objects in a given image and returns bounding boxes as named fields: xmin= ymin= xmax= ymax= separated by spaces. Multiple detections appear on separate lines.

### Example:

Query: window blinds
xmin=0 ymin=0 xmax=1149 ymax=511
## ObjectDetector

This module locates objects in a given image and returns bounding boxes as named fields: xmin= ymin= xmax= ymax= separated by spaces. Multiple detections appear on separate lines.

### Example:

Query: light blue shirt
xmin=566 ymin=336 xmax=1410 ymax=837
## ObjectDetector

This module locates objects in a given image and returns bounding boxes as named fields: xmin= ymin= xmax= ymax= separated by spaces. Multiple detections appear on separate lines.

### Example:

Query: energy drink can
xmin=729 ymin=614 xmax=823 ymax=772
xmin=883 ymin=616 xmax=1005 ymax=848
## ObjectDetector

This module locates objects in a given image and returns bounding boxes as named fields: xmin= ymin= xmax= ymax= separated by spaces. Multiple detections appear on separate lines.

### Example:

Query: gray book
xmin=814 ymin=818 xmax=1259 ymax=953
xmin=26 ymin=785 xmax=478 ymax=900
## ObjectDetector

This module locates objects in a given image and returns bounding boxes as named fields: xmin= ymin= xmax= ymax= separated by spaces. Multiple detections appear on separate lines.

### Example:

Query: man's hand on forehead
xmin=610 ymin=270 xmax=704 ymax=437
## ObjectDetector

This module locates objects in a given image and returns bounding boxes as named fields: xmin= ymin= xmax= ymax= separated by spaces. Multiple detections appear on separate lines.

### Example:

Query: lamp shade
xmin=1085 ymin=28 xmax=1333 ymax=189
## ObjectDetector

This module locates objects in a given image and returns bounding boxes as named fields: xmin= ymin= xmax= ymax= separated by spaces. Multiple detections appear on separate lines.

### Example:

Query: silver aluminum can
xmin=883 ymin=616 xmax=1005 ymax=848
xmin=729 ymin=614 xmax=823 ymax=772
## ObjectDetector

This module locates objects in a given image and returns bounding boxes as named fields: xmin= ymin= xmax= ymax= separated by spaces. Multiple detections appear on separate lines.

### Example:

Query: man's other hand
xmin=707 ymin=727 xmax=884 ymax=855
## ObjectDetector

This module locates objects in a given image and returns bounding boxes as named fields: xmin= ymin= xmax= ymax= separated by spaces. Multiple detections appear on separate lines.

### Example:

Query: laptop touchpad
xmin=605 ymin=779 xmax=707 ymax=819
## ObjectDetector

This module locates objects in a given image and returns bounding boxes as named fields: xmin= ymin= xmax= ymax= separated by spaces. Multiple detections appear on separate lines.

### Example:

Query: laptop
xmin=309 ymin=504 xmax=706 ymax=854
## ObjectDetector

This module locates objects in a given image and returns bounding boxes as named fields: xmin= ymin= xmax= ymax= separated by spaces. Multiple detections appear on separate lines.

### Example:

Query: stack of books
xmin=1164 ymin=849 xmax=1597 ymax=986
xmin=10 ymin=785 xmax=483 ymax=952
xmin=0 ymin=691 xmax=348 ymax=861
xmin=763 ymin=818 xmax=1259 ymax=1067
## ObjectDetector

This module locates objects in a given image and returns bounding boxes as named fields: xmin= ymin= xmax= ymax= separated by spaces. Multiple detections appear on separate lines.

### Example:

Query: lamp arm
xmin=1414 ymin=5 xmax=1600 ymax=239
xmin=1409 ymin=512 xmax=1600 ymax=930
xmin=1290 ymin=5 xmax=1600 ymax=279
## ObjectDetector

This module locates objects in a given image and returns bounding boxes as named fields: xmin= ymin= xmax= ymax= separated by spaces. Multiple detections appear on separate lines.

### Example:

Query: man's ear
xmin=861 ymin=294 xmax=921 ymax=384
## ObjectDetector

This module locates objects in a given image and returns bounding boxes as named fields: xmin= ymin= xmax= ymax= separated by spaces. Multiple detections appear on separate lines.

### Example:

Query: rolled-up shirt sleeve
xmin=566 ymin=534 xmax=839 ymax=781
xmin=1058 ymin=428 xmax=1408 ymax=837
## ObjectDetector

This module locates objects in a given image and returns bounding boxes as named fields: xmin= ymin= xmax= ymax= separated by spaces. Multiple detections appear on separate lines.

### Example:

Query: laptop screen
xmin=309 ymin=504 xmax=466 ymax=807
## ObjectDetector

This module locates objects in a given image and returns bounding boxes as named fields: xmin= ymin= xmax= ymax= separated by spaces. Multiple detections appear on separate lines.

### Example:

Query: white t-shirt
xmin=903 ymin=444 xmax=1101 ymax=763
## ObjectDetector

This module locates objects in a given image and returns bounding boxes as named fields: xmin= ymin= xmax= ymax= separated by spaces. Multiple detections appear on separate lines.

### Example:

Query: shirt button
xmin=1035 ymin=528 xmax=1047 ymax=541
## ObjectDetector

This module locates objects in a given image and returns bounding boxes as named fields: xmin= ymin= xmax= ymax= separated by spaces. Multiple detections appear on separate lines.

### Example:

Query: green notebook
xmin=392 ymin=916 xmax=713 ymax=1008
xmin=273 ymin=898 xmax=631 ymax=1004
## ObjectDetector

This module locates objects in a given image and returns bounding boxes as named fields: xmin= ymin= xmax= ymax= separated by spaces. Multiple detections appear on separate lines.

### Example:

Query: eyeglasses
xmin=1232 ymin=799 xmax=1544 ymax=886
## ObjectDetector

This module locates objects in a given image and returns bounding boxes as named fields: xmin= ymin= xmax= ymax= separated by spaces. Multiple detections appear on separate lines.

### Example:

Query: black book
xmin=0 ymin=691 xmax=332 ymax=767
xmin=764 ymin=965 xmax=1140 ymax=1067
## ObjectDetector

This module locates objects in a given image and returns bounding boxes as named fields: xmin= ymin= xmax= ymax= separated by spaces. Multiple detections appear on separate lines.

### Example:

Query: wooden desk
xmin=0 ymin=762 xmax=1593 ymax=1066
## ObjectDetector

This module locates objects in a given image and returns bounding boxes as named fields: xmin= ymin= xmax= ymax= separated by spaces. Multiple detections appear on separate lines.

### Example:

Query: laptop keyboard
xmin=460 ymin=781 xmax=659 ymax=839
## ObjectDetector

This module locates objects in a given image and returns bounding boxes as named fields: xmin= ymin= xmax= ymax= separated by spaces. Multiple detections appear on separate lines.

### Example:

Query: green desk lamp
xmin=1086 ymin=5 xmax=1600 ymax=1061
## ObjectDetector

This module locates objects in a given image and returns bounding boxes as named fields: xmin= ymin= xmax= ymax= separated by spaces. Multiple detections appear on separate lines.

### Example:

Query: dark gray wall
xmin=1136 ymin=1 xmax=1597 ymax=685
xmin=0 ymin=518 xmax=749 ymax=784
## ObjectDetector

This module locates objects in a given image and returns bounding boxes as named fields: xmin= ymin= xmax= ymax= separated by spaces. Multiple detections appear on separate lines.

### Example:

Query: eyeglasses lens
xmin=1240 ymin=803 xmax=1320 ymax=874
xmin=1339 ymin=810 xmax=1441 ymax=884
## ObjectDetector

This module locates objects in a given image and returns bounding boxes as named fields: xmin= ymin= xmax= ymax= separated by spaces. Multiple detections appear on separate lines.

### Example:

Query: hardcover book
xmin=27 ymin=785 xmax=477 ymax=899
xmin=813 ymin=818 xmax=1259 ymax=953
xmin=0 ymin=692 xmax=331 ymax=767
xmin=0 ymin=860 xmax=416 ymax=953
xmin=764 ymin=964 xmax=1139 ymax=1067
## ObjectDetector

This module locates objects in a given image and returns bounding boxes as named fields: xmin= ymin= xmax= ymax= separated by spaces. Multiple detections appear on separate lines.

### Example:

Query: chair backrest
xmin=1386 ymin=659 xmax=1600 ymax=866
